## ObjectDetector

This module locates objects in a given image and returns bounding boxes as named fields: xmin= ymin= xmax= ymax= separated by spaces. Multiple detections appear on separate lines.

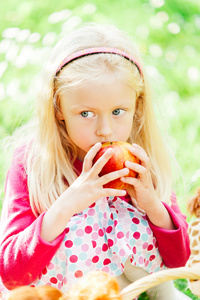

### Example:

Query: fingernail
xmin=106 ymin=148 xmax=113 ymax=154
xmin=96 ymin=142 xmax=102 ymax=146
xmin=125 ymin=161 xmax=131 ymax=167
xmin=132 ymin=143 xmax=139 ymax=148
xmin=123 ymin=168 xmax=129 ymax=174
xmin=120 ymin=190 xmax=126 ymax=195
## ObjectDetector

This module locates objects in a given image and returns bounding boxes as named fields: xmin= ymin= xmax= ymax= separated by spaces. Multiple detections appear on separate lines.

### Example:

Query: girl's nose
xmin=96 ymin=117 xmax=112 ymax=138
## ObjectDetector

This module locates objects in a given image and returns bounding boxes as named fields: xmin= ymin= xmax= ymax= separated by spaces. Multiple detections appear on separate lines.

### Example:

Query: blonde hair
xmin=15 ymin=23 xmax=174 ymax=216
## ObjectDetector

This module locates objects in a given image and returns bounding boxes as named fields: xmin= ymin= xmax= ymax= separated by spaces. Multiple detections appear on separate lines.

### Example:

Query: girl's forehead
xmin=61 ymin=79 xmax=136 ymax=108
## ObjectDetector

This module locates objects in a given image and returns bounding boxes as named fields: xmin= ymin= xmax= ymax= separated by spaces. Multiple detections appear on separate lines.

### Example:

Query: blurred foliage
xmin=174 ymin=279 xmax=200 ymax=300
xmin=0 ymin=0 xmax=200 ymax=298
xmin=0 ymin=0 xmax=200 ymax=207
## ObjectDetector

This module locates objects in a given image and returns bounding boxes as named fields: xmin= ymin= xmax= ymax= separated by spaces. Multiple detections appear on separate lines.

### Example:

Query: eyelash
xmin=80 ymin=109 xmax=125 ymax=118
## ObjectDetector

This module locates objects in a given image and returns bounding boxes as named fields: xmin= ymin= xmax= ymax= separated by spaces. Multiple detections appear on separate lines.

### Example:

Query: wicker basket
xmin=6 ymin=266 xmax=200 ymax=300
xmin=120 ymin=266 xmax=200 ymax=300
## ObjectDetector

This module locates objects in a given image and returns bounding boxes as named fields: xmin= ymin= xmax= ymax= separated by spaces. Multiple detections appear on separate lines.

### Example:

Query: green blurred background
xmin=0 ymin=0 xmax=200 ymax=298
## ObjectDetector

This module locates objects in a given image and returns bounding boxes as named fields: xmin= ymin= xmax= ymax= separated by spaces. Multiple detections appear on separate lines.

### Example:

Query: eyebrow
xmin=70 ymin=104 xmax=93 ymax=110
xmin=71 ymin=99 xmax=134 ymax=108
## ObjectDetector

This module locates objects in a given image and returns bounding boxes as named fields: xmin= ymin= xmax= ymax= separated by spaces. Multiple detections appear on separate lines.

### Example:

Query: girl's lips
xmin=99 ymin=141 xmax=111 ymax=144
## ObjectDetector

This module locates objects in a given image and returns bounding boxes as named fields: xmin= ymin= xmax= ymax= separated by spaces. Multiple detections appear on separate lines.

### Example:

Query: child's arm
xmin=0 ymin=151 xmax=65 ymax=290
xmin=147 ymin=192 xmax=190 ymax=267
xmin=0 ymin=144 xmax=128 ymax=289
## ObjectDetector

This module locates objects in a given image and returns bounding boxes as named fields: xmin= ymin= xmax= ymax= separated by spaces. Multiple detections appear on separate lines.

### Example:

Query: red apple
xmin=93 ymin=141 xmax=140 ymax=189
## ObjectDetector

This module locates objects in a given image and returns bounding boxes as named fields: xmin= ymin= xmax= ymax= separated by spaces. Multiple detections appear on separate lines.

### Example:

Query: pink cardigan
xmin=0 ymin=148 xmax=190 ymax=290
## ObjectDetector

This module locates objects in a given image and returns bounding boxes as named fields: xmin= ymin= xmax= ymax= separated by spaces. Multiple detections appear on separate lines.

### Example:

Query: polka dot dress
xmin=30 ymin=196 xmax=165 ymax=292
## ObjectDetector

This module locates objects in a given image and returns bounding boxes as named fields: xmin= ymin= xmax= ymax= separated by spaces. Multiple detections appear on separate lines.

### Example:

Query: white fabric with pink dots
xmin=31 ymin=196 xmax=165 ymax=292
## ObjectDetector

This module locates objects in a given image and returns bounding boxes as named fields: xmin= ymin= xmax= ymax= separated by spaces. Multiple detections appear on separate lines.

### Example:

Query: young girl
xmin=0 ymin=23 xmax=190 ymax=300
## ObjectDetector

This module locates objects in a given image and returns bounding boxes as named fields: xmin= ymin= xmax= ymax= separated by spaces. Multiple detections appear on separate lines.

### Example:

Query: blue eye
xmin=81 ymin=111 xmax=94 ymax=118
xmin=112 ymin=109 xmax=125 ymax=116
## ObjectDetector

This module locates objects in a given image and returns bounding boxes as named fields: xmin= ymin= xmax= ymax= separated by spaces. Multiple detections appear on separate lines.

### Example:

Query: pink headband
xmin=55 ymin=47 xmax=142 ymax=76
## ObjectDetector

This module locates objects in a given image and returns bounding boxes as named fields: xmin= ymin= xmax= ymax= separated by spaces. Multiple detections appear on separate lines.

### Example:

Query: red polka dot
xmin=65 ymin=240 xmax=73 ymax=248
xmin=92 ymin=256 xmax=99 ymax=263
xmin=114 ymin=220 xmax=118 ymax=226
xmin=70 ymin=255 xmax=78 ymax=263
xmin=103 ymin=258 xmax=111 ymax=265
xmin=50 ymin=277 xmax=58 ymax=284
xmin=133 ymin=232 xmax=140 ymax=239
xmin=132 ymin=217 xmax=140 ymax=224
xmin=42 ymin=267 xmax=47 ymax=275
xmin=75 ymin=270 xmax=83 ymax=278
xmin=149 ymin=255 xmax=155 ymax=261
xmin=92 ymin=240 xmax=97 ymax=248
xmin=89 ymin=203 xmax=96 ymax=208
xmin=106 ymin=226 xmax=112 ymax=233
xmin=133 ymin=246 xmax=137 ymax=254
xmin=147 ymin=244 xmax=153 ymax=251
xmin=85 ymin=226 xmax=92 ymax=234
xmin=98 ymin=229 xmax=104 ymax=237
xmin=102 ymin=243 xmax=108 ymax=251
xmin=65 ymin=227 xmax=70 ymax=234
xmin=110 ymin=213 xmax=114 ymax=220
xmin=117 ymin=231 xmax=124 ymax=239
xmin=108 ymin=239 xmax=113 ymax=247
xmin=127 ymin=208 xmax=135 ymax=212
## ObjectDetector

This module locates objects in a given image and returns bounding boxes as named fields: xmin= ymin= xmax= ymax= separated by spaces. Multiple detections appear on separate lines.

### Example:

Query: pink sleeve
xmin=147 ymin=192 xmax=191 ymax=268
xmin=0 ymin=148 xmax=65 ymax=290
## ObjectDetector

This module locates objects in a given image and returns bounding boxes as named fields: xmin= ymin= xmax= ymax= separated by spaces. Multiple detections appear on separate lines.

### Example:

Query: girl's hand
xmin=120 ymin=143 xmax=159 ymax=213
xmin=41 ymin=142 xmax=129 ymax=242
xmin=120 ymin=143 xmax=175 ymax=230
xmin=69 ymin=142 xmax=129 ymax=214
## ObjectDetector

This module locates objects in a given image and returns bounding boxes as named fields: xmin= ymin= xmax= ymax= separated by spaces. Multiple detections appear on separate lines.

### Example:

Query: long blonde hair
xmin=16 ymin=23 xmax=174 ymax=216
